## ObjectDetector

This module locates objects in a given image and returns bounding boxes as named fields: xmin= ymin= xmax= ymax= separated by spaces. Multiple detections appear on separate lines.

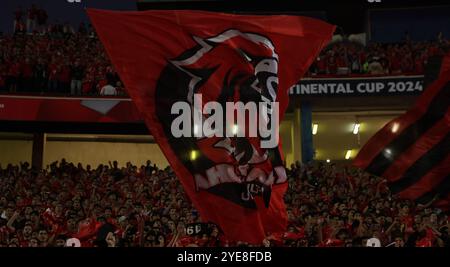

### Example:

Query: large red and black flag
xmin=87 ymin=9 xmax=335 ymax=243
xmin=354 ymin=52 xmax=450 ymax=210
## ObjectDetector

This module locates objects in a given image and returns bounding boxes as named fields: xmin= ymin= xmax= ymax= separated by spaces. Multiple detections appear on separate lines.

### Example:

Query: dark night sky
xmin=2 ymin=0 xmax=449 ymax=40
xmin=1 ymin=0 xmax=137 ymax=34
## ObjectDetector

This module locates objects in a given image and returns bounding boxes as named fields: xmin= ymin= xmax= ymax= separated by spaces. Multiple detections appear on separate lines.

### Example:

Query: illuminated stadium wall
xmin=0 ymin=140 xmax=33 ymax=165
xmin=278 ymin=111 xmax=399 ymax=165
xmin=45 ymin=140 xmax=169 ymax=168
xmin=311 ymin=112 xmax=399 ymax=162
xmin=0 ymin=110 xmax=402 ymax=168
xmin=0 ymin=134 xmax=169 ymax=168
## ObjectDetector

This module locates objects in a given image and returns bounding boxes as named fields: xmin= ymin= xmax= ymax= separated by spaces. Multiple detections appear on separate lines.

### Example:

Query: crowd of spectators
xmin=1 ymin=5 xmax=449 ymax=96
xmin=0 ymin=159 xmax=448 ymax=247
xmin=13 ymin=5 xmax=48 ymax=35
xmin=0 ymin=5 xmax=124 ymax=96
xmin=308 ymin=34 xmax=449 ymax=76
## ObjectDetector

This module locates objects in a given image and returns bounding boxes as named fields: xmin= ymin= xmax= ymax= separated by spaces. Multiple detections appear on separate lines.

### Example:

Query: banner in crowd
xmin=88 ymin=8 xmax=335 ymax=243
xmin=353 ymin=53 xmax=450 ymax=210
xmin=290 ymin=75 xmax=424 ymax=96
xmin=0 ymin=96 xmax=141 ymax=123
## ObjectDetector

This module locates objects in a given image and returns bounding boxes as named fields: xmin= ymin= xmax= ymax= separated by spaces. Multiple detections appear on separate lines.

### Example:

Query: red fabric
xmin=8 ymin=63 xmax=20 ymax=77
xmin=96 ymin=79 xmax=108 ymax=91
xmin=0 ymin=226 xmax=14 ymax=243
xmin=416 ymin=238 xmax=432 ymax=247
xmin=440 ymin=53 xmax=450 ymax=77
xmin=59 ymin=66 xmax=71 ymax=82
xmin=316 ymin=58 xmax=327 ymax=72
xmin=319 ymin=238 xmax=344 ymax=247
xmin=353 ymin=52 xmax=450 ymax=208
xmin=321 ymin=225 xmax=333 ymax=240
xmin=414 ymin=58 xmax=424 ymax=74
xmin=21 ymin=63 xmax=33 ymax=78
xmin=48 ymin=64 xmax=59 ymax=80
xmin=381 ymin=114 xmax=450 ymax=182
xmin=267 ymin=232 xmax=284 ymax=246
xmin=176 ymin=236 xmax=197 ymax=247
xmin=327 ymin=56 xmax=337 ymax=73
xmin=434 ymin=196 xmax=450 ymax=211
xmin=337 ymin=56 xmax=347 ymax=68
xmin=390 ymin=55 xmax=402 ymax=72
xmin=74 ymin=218 xmax=101 ymax=242
xmin=88 ymin=8 xmax=334 ymax=244
xmin=41 ymin=208 xmax=59 ymax=229
xmin=397 ymin=154 xmax=450 ymax=199
xmin=353 ymin=69 xmax=450 ymax=170
xmin=0 ymin=96 xmax=141 ymax=123
xmin=284 ymin=231 xmax=305 ymax=240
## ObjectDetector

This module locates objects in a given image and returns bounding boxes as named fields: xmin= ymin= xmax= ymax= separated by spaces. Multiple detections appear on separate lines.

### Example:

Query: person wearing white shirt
xmin=100 ymin=84 xmax=117 ymax=96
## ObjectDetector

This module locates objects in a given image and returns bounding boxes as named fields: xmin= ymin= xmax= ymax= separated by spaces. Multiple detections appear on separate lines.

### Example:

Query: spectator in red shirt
xmin=6 ymin=61 xmax=20 ymax=92
xmin=316 ymin=55 xmax=327 ymax=75
xmin=0 ymin=64 xmax=6 ymax=91
xmin=326 ymin=52 xmax=338 ymax=74
xmin=414 ymin=54 xmax=425 ymax=74
xmin=337 ymin=53 xmax=348 ymax=68
xmin=47 ymin=60 xmax=59 ymax=93
xmin=20 ymin=57 xmax=34 ymax=92
xmin=59 ymin=63 xmax=72 ymax=94
xmin=401 ymin=52 xmax=414 ymax=73
xmin=82 ymin=75 xmax=94 ymax=95
xmin=389 ymin=51 xmax=402 ymax=74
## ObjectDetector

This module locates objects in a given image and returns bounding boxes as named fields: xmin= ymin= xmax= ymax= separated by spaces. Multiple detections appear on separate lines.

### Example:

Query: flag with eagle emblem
xmin=88 ymin=8 xmax=335 ymax=244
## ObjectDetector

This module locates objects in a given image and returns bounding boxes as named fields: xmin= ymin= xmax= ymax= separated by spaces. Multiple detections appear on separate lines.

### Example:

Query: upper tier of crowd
xmin=0 ymin=4 xmax=448 ymax=96
xmin=308 ymin=35 xmax=448 ymax=76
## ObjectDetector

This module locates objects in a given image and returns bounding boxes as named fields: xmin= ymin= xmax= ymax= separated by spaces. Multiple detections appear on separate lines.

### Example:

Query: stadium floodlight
xmin=353 ymin=123 xmax=360 ymax=135
xmin=232 ymin=124 xmax=239 ymax=135
xmin=391 ymin=122 xmax=400 ymax=133
xmin=383 ymin=148 xmax=393 ymax=159
xmin=193 ymin=124 xmax=199 ymax=135
xmin=345 ymin=150 xmax=352 ymax=160
xmin=312 ymin=123 xmax=318 ymax=135
xmin=190 ymin=150 xmax=197 ymax=161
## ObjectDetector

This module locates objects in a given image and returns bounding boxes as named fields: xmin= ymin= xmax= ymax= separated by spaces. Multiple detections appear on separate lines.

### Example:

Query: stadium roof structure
xmin=137 ymin=0 xmax=450 ymax=34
